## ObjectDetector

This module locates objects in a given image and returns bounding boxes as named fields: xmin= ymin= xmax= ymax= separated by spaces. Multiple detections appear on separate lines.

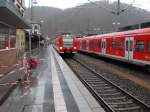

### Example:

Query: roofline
xmin=80 ymin=28 xmax=150 ymax=39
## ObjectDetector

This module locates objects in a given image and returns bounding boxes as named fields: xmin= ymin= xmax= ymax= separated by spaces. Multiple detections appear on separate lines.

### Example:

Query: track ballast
xmin=65 ymin=58 xmax=150 ymax=112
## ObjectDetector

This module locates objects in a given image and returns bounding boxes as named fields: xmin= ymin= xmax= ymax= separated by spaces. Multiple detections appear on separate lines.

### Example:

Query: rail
xmin=65 ymin=58 xmax=150 ymax=112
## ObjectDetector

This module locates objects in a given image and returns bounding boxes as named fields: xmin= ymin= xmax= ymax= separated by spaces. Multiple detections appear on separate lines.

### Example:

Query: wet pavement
xmin=0 ymin=48 xmax=54 ymax=112
xmin=0 ymin=64 xmax=24 ymax=105
xmin=0 ymin=47 xmax=105 ymax=112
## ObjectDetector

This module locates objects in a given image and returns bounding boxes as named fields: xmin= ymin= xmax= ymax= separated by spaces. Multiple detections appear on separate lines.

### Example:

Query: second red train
xmin=78 ymin=28 xmax=150 ymax=71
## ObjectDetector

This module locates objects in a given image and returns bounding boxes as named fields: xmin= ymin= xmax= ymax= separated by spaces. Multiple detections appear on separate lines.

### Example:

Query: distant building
xmin=32 ymin=22 xmax=41 ymax=35
xmin=25 ymin=22 xmax=45 ymax=50
xmin=118 ymin=21 xmax=150 ymax=31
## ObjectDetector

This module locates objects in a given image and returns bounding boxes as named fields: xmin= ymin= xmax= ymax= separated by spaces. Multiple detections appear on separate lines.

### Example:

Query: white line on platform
xmin=49 ymin=48 xmax=68 ymax=112
xmin=52 ymin=47 xmax=106 ymax=112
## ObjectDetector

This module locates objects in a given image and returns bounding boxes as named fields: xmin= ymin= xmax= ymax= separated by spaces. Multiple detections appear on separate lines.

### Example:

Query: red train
xmin=52 ymin=33 xmax=78 ymax=56
xmin=78 ymin=28 xmax=150 ymax=71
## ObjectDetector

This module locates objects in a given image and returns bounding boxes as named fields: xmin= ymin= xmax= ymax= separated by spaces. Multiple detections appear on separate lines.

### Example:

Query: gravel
xmin=73 ymin=53 xmax=150 ymax=106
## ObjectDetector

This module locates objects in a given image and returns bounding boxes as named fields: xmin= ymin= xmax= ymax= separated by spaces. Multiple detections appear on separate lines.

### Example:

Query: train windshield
xmin=62 ymin=35 xmax=74 ymax=47
xmin=62 ymin=35 xmax=74 ymax=43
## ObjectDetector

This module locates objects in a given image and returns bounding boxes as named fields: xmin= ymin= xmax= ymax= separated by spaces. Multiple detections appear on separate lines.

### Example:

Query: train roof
xmin=81 ymin=35 xmax=100 ymax=39
xmin=79 ymin=28 xmax=150 ymax=39
xmin=101 ymin=27 xmax=150 ymax=37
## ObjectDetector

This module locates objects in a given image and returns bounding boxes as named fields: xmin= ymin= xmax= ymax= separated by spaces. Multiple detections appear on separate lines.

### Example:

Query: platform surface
xmin=0 ymin=46 xmax=105 ymax=112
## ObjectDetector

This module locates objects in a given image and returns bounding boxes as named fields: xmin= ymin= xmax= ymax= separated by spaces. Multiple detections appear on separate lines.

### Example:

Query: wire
xmin=87 ymin=0 xmax=116 ymax=14
xmin=86 ymin=0 xmax=136 ymax=15
xmin=119 ymin=0 xmax=136 ymax=14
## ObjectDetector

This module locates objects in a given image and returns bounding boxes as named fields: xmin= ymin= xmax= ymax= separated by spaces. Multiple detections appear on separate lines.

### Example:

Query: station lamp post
xmin=38 ymin=20 xmax=44 ymax=49
xmin=28 ymin=0 xmax=38 ymax=52
xmin=29 ymin=0 xmax=32 ymax=53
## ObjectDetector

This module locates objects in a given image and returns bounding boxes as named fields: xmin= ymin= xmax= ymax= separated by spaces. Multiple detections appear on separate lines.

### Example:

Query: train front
xmin=60 ymin=34 xmax=78 ymax=56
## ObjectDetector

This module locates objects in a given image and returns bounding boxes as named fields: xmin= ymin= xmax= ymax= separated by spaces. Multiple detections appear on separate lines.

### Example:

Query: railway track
xmin=65 ymin=58 xmax=150 ymax=112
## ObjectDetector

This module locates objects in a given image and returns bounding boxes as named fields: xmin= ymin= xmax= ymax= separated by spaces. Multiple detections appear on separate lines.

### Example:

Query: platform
xmin=0 ymin=46 xmax=105 ymax=112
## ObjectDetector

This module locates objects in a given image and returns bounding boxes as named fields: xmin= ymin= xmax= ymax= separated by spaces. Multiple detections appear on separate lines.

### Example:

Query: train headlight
xmin=73 ymin=46 xmax=77 ymax=50
xmin=59 ymin=46 xmax=63 ymax=50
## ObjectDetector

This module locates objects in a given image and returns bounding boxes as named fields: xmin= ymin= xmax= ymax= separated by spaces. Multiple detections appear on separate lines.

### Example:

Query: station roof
xmin=0 ymin=1 xmax=30 ymax=29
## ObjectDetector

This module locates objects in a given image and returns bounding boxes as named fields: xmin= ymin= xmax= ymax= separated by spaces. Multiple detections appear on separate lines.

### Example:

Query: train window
xmin=102 ymin=42 xmax=105 ymax=48
xmin=135 ymin=40 xmax=144 ymax=52
xmin=148 ymin=41 xmax=150 ymax=53
xmin=130 ymin=41 xmax=133 ymax=51
xmin=112 ymin=41 xmax=116 ymax=48
xmin=103 ymin=42 xmax=106 ymax=48
xmin=103 ymin=42 xmax=104 ymax=48
xmin=118 ymin=41 xmax=123 ymax=49
xmin=101 ymin=42 xmax=103 ymax=48
xmin=126 ymin=40 xmax=133 ymax=51
xmin=126 ymin=41 xmax=129 ymax=51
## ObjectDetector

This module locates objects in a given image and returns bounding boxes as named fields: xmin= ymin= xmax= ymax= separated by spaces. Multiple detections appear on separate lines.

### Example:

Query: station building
xmin=29 ymin=22 xmax=45 ymax=49
xmin=0 ymin=0 xmax=29 ymax=75
xmin=118 ymin=21 xmax=150 ymax=31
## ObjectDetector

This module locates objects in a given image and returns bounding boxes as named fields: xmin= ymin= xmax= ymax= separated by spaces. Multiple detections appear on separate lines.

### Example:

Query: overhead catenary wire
xmin=87 ymin=0 xmax=136 ymax=15
xmin=118 ymin=0 xmax=136 ymax=14
xmin=87 ymin=0 xmax=117 ymax=14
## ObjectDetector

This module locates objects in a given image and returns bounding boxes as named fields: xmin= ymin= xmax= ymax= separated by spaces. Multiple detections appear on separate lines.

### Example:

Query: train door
xmin=102 ymin=38 xmax=106 ymax=55
xmin=125 ymin=37 xmax=134 ymax=60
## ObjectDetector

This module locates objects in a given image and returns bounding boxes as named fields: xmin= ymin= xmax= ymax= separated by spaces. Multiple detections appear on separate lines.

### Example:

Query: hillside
xmin=25 ymin=1 xmax=150 ymax=37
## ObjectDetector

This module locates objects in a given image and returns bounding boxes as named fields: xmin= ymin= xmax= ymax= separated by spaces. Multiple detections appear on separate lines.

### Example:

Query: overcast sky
xmin=25 ymin=0 xmax=150 ymax=11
